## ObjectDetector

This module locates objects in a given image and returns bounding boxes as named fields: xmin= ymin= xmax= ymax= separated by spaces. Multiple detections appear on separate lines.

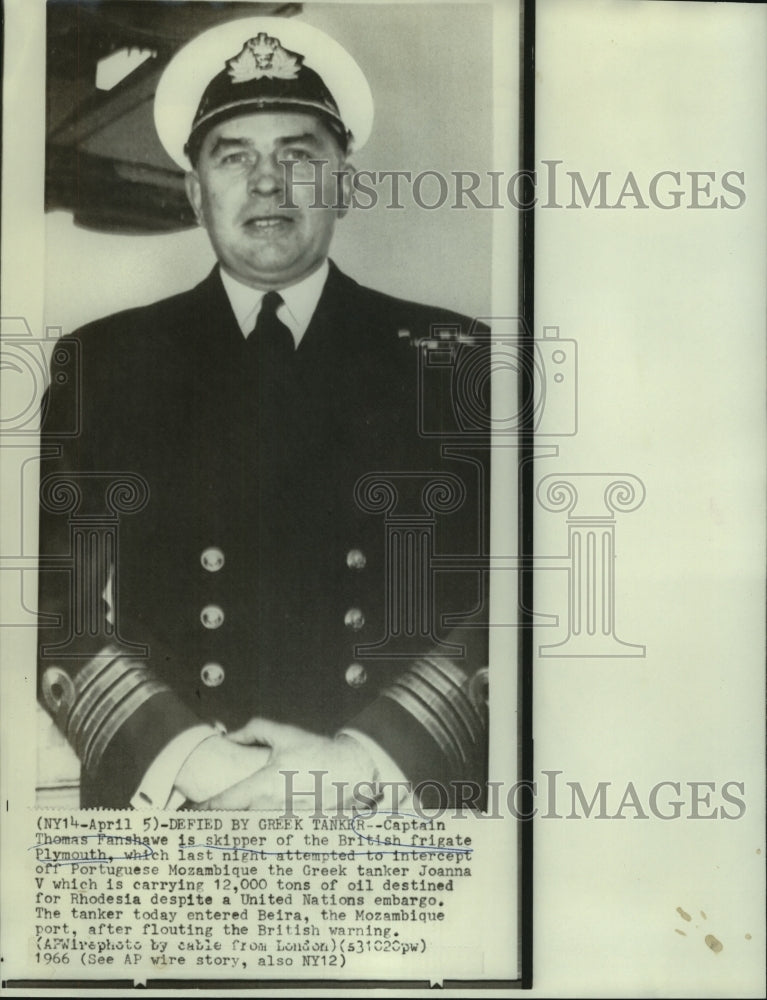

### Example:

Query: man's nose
xmin=247 ymin=154 xmax=285 ymax=197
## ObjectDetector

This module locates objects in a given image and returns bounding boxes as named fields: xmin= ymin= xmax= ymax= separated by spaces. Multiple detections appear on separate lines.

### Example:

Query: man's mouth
xmin=243 ymin=216 xmax=293 ymax=231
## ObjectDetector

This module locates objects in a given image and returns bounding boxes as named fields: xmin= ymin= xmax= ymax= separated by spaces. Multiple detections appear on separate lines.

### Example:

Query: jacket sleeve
xmin=345 ymin=628 xmax=489 ymax=806
xmin=37 ymin=334 xmax=202 ymax=807
xmin=344 ymin=317 xmax=491 ymax=807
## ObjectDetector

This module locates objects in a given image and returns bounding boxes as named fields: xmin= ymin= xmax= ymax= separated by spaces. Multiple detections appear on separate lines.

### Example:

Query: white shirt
xmin=131 ymin=260 xmax=407 ymax=809
xmin=218 ymin=259 xmax=329 ymax=344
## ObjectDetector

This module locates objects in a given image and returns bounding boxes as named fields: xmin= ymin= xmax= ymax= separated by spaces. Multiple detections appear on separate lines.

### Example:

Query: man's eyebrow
xmin=207 ymin=133 xmax=323 ymax=156
xmin=208 ymin=136 xmax=251 ymax=156
xmin=276 ymin=132 xmax=322 ymax=147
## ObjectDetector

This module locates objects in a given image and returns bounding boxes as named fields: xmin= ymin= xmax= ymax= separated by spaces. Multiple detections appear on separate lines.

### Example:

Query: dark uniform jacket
xmin=37 ymin=261 xmax=489 ymax=807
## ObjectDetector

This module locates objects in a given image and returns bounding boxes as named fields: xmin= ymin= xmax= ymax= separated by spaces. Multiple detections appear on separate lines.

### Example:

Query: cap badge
xmin=226 ymin=33 xmax=302 ymax=83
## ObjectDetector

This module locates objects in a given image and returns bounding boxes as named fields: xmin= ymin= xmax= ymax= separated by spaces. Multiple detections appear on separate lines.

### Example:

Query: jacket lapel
xmin=185 ymin=265 xmax=246 ymax=354
xmin=294 ymin=259 xmax=369 ymax=360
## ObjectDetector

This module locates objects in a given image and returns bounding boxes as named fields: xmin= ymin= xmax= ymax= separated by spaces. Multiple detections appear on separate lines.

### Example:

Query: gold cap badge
xmin=226 ymin=33 xmax=301 ymax=83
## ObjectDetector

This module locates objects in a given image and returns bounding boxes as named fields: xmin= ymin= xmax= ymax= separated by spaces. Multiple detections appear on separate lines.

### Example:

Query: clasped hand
xmin=179 ymin=718 xmax=378 ymax=810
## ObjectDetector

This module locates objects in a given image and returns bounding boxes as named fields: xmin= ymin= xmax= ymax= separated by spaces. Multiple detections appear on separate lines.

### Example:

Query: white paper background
xmin=532 ymin=1 xmax=765 ymax=997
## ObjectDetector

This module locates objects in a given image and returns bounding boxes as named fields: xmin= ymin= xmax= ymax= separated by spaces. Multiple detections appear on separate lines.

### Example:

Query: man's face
xmin=186 ymin=112 xmax=348 ymax=289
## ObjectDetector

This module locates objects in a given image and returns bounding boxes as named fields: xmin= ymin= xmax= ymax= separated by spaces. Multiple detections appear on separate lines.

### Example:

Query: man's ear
xmin=335 ymin=160 xmax=353 ymax=219
xmin=185 ymin=171 xmax=204 ymax=227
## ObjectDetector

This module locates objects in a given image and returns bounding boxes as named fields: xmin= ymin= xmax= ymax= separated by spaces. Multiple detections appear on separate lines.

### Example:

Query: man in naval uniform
xmin=37 ymin=17 xmax=489 ymax=810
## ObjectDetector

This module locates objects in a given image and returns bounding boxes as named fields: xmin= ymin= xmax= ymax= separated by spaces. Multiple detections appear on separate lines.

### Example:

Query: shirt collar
xmin=218 ymin=260 xmax=330 ymax=347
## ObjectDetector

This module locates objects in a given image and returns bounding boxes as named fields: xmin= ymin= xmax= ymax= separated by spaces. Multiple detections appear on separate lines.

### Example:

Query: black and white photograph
xmin=34 ymin=0 xmax=503 ymax=815
xmin=1 ymin=0 xmax=765 ymax=996
xmin=2 ymin=0 xmax=522 ymax=989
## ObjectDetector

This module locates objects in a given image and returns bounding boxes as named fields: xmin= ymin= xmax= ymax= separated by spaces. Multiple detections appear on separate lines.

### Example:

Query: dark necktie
xmin=248 ymin=290 xmax=295 ymax=365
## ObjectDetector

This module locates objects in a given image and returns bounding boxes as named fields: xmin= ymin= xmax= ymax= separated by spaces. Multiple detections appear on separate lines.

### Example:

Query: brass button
xmin=200 ymin=662 xmax=225 ymax=687
xmin=345 ymin=663 xmax=367 ymax=688
xmin=344 ymin=607 xmax=365 ymax=630
xmin=201 ymin=547 xmax=225 ymax=572
xmin=346 ymin=548 xmax=367 ymax=570
xmin=200 ymin=604 xmax=224 ymax=629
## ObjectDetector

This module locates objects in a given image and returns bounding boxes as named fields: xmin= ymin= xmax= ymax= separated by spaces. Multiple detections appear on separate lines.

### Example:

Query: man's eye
xmin=220 ymin=151 xmax=250 ymax=166
xmin=281 ymin=148 xmax=312 ymax=162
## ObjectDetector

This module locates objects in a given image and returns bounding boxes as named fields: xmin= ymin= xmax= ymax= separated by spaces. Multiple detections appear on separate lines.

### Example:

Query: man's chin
xmin=225 ymin=255 xmax=318 ymax=289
